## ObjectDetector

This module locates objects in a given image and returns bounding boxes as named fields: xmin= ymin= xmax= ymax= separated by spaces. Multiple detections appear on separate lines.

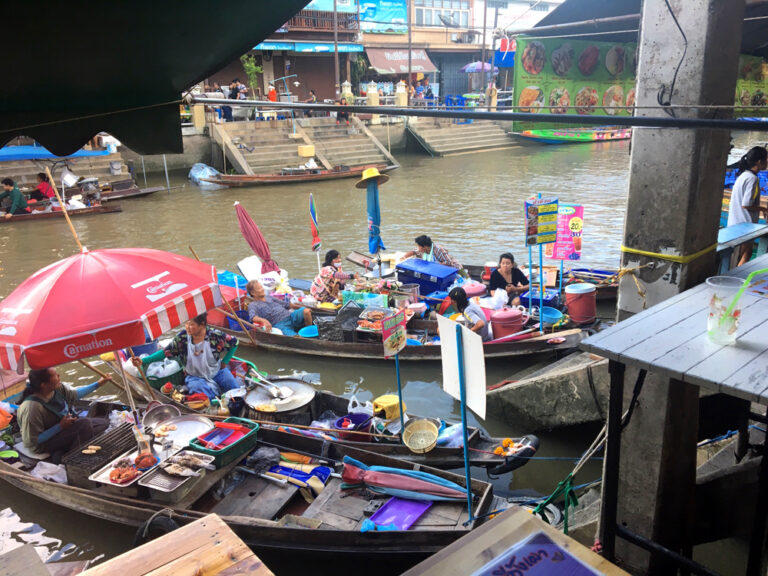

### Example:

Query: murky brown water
xmin=0 ymin=143 xmax=633 ymax=568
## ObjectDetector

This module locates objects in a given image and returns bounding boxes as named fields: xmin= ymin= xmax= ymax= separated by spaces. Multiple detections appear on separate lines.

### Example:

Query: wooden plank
xmin=81 ymin=514 xmax=269 ymax=576
xmin=306 ymin=508 xmax=359 ymax=530
xmin=720 ymin=343 xmax=768 ymax=404
xmin=402 ymin=506 xmax=629 ymax=576
xmin=717 ymin=222 xmax=768 ymax=250
xmin=217 ymin=556 xmax=273 ymax=575
xmin=0 ymin=544 xmax=49 ymax=576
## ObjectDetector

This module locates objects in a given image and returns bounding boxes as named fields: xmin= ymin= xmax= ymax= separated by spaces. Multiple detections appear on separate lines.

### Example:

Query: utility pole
xmin=481 ymin=0 xmax=487 ymax=86
xmin=407 ymin=0 xmax=412 ymax=106
xmin=334 ymin=0 xmax=340 ymax=96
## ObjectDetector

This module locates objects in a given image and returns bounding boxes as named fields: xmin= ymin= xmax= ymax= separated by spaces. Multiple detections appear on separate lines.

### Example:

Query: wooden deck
xmin=81 ymin=514 xmax=273 ymax=575
xmin=403 ymin=505 xmax=629 ymax=575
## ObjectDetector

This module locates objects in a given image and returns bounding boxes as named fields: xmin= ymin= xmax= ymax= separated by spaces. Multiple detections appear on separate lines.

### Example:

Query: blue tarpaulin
xmin=0 ymin=145 xmax=110 ymax=162
xmin=494 ymin=50 xmax=515 ymax=68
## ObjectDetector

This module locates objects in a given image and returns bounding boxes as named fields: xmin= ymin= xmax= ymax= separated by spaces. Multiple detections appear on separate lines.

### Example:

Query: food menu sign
xmin=382 ymin=310 xmax=407 ymax=358
xmin=525 ymin=197 xmax=558 ymax=246
xmin=514 ymin=37 xmax=637 ymax=132
xmin=545 ymin=204 xmax=584 ymax=261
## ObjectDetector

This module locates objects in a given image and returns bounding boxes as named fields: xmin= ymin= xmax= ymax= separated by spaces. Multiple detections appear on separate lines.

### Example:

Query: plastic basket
xmin=226 ymin=310 xmax=251 ymax=331
xmin=146 ymin=366 xmax=185 ymax=390
xmin=188 ymin=417 xmax=259 ymax=468
xmin=314 ymin=316 xmax=343 ymax=341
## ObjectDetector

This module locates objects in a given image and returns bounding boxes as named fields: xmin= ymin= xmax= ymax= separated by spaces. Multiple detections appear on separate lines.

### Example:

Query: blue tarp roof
xmin=0 ymin=145 xmax=110 ymax=162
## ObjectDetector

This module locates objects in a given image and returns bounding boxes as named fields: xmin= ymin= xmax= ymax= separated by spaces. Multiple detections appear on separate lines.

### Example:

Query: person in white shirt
xmin=728 ymin=146 xmax=768 ymax=266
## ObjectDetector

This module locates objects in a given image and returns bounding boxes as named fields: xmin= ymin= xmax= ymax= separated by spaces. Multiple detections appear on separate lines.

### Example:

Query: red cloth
xmin=38 ymin=181 xmax=54 ymax=198
xmin=268 ymin=88 xmax=277 ymax=102
xmin=234 ymin=202 xmax=280 ymax=274
xmin=342 ymin=461 xmax=466 ymax=500
xmin=0 ymin=248 xmax=222 ymax=371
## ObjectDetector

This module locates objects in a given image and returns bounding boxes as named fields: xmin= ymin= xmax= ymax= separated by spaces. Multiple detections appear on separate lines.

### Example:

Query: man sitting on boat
xmin=17 ymin=368 xmax=111 ymax=461
xmin=246 ymin=280 xmax=313 ymax=336
xmin=403 ymin=235 xmax=462 ymax=270
xmin=132 ymin=313 xmax=240 ymax=399
xmin=310 ymin=250 xmax=359 ymax=304
xmin=0 ymin=178 xmax=29 ymax=219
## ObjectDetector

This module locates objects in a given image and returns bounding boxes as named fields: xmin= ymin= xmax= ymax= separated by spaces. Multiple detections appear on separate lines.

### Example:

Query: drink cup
xmin=706 ymin=276 xmax=744 ymax=345
xmin=572 ymin=232 xmax=582 ymax=252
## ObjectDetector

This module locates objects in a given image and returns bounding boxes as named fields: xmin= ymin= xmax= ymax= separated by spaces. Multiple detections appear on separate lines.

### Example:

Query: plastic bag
xmin=30 ymin=461 xmax=68 ymax=484
xmin=108 ymin=409 xmax=134 ymax=431
xmin=311 ymin=410 xmax=340 ymax=430
xmin=121 ymin=359 xmax=140 ymax=378
xmin=436 ymin=423 xmax=464 ymax=448
xmin=347 ymin=394 xmax=374 ymax=416
xmin=146 ymin=358 xmax=181 ymax=379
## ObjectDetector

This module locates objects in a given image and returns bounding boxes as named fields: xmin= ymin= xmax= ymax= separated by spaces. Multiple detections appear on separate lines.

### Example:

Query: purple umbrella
xmin=460 ymin=61 xmax=499 ymax=74
xmin=234 ymin=201 xmax=280 ymax=274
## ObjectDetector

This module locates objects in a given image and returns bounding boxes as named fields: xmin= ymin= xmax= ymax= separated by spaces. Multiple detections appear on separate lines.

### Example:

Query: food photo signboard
xmin=513 ymin=37 xmax=637 ymax=132
xmin=382 ymin=310 xmax=407 ymax=358
xmin=525 ymin=197 xmax=559 ymax=246
xmin=545 ymin=204 xmax=584 ymax=261
xmin=735 ymin=55 xmax=768 ymax=117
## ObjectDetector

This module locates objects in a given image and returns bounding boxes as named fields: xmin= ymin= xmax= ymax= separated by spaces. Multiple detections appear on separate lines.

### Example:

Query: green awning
xmin=0 ymin=0 xmax=310 ymax=155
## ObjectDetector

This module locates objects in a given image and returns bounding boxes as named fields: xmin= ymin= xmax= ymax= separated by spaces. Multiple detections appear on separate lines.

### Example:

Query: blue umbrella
xmin=356 ymin=168 xmax=389 ymax=256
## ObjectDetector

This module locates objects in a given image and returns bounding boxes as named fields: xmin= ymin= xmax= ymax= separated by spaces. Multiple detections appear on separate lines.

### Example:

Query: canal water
xmin=0 ymin=142 xmax=632 ymax=568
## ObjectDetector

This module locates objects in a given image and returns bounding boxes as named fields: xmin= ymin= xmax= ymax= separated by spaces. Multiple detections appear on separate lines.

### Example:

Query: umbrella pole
xmin=44 ymin=166 xmax=83 ymax=252
xmin=189 ymin=245 xmax=260 ymax=348
xmin=316 ymin=250 xmax=322 ymax=275
xmin=114 ymin=350 xmax=138 ymax=425
xmin=395 ymin=352 xmax=405 ymax=444
xmin=454 ymin=324 xmax=474 ymax=524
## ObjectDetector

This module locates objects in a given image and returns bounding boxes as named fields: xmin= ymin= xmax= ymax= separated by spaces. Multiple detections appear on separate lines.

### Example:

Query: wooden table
xmin=402 ymin=505 xmax=629 ymax=575
xmin=716 ymin=222 xmax=768 ymax=274
xmin=581 ymin=254 xmax=768 ymax=575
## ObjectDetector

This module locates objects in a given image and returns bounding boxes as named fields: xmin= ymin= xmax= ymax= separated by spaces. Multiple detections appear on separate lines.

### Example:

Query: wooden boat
xmin=201 ymin=163 xmax=398 ymax=187
xmin=516 ymin=127 xmax=631 ymax=144
xmin=221 ymin=324 xmax=584 ymax=361
xmin=0 ymin=404 xmax=495 ymax=575
xmin=0 ymin=204 xmax=122 ymax=223
xmin=99 ymin=181 xmax=164 ymax=201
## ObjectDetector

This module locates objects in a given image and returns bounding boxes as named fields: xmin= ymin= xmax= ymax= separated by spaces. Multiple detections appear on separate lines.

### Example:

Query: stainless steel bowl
xmin=142 ymin=404 xmax=182 ymax=431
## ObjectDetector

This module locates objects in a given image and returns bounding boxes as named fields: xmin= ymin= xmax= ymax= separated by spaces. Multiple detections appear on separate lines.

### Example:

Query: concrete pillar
xmin=191 ymin=104 xmax=206 ymax=133
xmin=608 ymin=1 xmax=745 ymax=573
xmin=367 ymin=81 xmax=381 ymax=125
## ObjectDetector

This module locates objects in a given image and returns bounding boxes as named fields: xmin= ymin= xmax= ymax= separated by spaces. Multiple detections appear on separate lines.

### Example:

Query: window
xmin=530 ymin=2 xmax=550 ymax=11
xmin=414 ymin=0 xmax=469 ymax=27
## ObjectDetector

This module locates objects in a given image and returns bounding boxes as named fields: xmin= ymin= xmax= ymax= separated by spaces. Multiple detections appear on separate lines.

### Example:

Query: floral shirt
xmin=161 ymin=328 xmax=237 ymax=367
xmin=310 ymin=266 xmax=353 ymax=303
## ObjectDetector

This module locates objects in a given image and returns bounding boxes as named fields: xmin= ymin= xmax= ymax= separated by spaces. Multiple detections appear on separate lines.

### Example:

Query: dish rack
xmin=139 ymin=450 xmax=216 ymax=503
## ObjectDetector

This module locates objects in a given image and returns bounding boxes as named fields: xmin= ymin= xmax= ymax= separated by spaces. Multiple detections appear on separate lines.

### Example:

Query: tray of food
xmin=88 ymin=448 xmax=163 ymax=489
xmin=139 ymin=450 xmax=216 ymax=502
xmin=150 ymin=414 xmax=214 ymax=449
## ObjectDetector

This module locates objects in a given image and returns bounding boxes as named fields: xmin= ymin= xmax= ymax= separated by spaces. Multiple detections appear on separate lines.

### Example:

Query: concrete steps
xmin=407 ymin=120 xmax=517 ymax=156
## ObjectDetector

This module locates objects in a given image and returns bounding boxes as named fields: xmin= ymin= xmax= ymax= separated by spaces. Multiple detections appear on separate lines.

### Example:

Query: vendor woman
xmin=310 ymin=250 xmax=359 ymax=303
xmin=488 ymin=252 xmax=529 ymax=306
xmin=133 ymin=313 xmax=240 ymax=399
xmin=17 ymin=368 xmax=111 ymax=461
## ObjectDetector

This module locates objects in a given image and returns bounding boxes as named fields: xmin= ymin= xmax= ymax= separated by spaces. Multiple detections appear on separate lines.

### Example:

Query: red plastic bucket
xmin=565 ymin=283 xmax=596 ymax=324
xmin=490 ymin=307 xmax=526 ymax=339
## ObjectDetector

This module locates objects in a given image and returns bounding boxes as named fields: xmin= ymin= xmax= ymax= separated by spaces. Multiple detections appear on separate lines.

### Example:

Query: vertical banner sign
xmin=551 ymin=204 xmax=584 ymax=261
xmin=525 ymin=197 xmax=559 ymax=246
xmin=382 ymin=310 xmax=407 ymax=358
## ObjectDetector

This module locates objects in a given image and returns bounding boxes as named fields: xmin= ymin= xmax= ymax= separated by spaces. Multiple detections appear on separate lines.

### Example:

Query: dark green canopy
xmin=0 ymin=1 xmax=308 ymax=155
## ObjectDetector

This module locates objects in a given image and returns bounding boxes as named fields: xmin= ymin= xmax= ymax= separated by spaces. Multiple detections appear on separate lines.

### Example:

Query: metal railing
xmin=284 ymin=10 xmax=359 ymax=32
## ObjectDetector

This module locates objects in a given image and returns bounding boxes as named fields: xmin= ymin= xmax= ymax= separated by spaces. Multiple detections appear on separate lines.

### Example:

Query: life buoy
xmin=133 ymin=514 xmax=179 ymax=547
xmin=488 ymin=434 xmax=540 ymax=476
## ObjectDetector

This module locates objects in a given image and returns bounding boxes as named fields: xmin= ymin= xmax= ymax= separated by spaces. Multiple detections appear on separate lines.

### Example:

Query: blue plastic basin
xmin=541 ymin=306 xmax=563 ymax=324
xmin=298 ymin=325 xmax=319 ymax=338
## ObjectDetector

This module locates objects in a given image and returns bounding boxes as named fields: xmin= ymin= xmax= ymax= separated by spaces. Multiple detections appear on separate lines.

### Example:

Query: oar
xmin=253 ymin=418 xmax=394 ymax=439
xmin=188 ymin=245 xmax=260 ymax=349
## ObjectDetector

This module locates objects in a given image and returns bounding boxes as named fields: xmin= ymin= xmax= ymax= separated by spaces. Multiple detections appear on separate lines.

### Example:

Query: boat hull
xmin=0 ymin=204 xmax=122 ymax=223
xmin=202 ymin=164 xmax=396 ymax=187
xmin=517 ymin=127 xmax=631 ymax=144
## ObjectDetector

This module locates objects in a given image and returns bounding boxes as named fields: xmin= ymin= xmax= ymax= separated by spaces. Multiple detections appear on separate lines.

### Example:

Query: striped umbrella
xmin=309 ymin=193 xmax=322 ymax=252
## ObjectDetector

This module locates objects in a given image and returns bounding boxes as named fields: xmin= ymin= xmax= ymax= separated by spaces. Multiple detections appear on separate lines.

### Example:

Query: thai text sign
xmin=382 ymin=310 xmax=407 ymax=358
xmin=525 ymin=197 xmax=559 ymax=245
xmin=360 ymin=0 xmax=407 ymax=34
xmin=550 ymin=204 xmax=584 ymax=260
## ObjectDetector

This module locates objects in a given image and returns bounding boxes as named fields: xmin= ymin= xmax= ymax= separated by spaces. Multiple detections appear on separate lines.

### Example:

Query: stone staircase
xmin=407 ymin=119 xmax=518 ymax=156
xmin=0 ymin=153 xmax=131 ymax=186
xmin=213 ymin=117 xmax=398 ymax=175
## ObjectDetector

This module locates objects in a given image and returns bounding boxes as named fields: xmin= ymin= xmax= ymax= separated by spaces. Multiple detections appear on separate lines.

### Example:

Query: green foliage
xmin=349 ymin=54 xmax=367 ymax=90
xmin=240 ymin=54 xmax=263 ymax=95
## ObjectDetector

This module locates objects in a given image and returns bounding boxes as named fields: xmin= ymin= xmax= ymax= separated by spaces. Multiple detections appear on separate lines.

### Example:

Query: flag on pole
xmin=309 ymin=193 xmax=322 ymax=252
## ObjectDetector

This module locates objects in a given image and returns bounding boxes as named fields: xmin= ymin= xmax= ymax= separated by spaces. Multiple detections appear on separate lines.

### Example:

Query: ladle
xmin=246 ymin=371 xmax=294 ymax=399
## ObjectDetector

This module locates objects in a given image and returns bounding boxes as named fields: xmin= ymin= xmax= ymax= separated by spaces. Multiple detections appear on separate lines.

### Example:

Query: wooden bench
xmin=716 ymin=222 xmax=768 ymax=273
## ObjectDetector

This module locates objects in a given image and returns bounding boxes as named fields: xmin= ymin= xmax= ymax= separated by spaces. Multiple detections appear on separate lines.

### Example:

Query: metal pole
xmin=481 ymin=0 xmax=488 ymax=87
xmin=162 ymin=154 xmax=171 ymax=194
xmin=601 ymin=360 xmax=625 ymax=561
xmin=407 ymin=0 xmax=412 ymax=107
xmin=528 ymin=244 xmax=533 ymax=319
xmin=538 ymin=244 xmax=544 ymax=333
xmin=140 ymin=156 xmax=147 ymax=187
xmin=559 ymin=259 xmax=564 ymax=302
xmin=395 ymin=353 xmax=405 ymax=443
xmin=334 ymin=0 xmax=340 ymax=97
xmin=455 ymin=324 xmax=474 ymax=523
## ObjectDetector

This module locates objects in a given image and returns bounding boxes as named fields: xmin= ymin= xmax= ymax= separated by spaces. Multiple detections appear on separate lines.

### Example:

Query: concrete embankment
xmin=487 ymin=352 xmax=609 ymax=432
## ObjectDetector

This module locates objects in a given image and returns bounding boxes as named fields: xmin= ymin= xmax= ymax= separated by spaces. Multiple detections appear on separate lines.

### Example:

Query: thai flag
xmin=309 ymin=193 xmax=322 ymax=252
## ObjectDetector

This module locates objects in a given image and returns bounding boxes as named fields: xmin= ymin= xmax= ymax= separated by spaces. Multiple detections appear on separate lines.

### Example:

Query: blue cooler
xmin=519 ymin=289 xmax=560 ymax=309
xmin=218 ymin=270 xmax=248 ymax=289
xmin=396 ymin=259 xmax=458 ymax=295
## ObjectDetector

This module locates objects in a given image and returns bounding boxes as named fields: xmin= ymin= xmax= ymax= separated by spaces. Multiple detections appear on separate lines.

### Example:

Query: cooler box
xmin=396 ymin=259 xmax=457 ymax=296
xmin=218 ymin=270 xmax=248 ymax=290
xmin=519 ymin=289 xmax=560 ymax=309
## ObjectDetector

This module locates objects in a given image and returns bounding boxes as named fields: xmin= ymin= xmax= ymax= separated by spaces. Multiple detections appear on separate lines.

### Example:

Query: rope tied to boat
xmin=616 ymin=263 xmax=654 ymax=309
xmin=531 ymin=474 xmax=579 ymax=534
xmin=138 ymin=507 xmax=176 ymax=539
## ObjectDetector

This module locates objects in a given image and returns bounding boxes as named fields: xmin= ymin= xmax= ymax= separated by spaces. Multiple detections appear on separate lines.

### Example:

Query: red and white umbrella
xmin=0 ymin=248 xmax=222 ymax=371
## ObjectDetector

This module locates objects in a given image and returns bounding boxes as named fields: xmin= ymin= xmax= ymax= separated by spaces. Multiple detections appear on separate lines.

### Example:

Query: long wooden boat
xmin=0 ymin=410 xmax=494 ymax=575
xmin=0 ymin=204 xmax=122 ymax=223
xmin=222 ymin=324 xmax=584 ymax=361
xmin=99 ymin=181 xmax=164 ymax=201
xmin=516 ymin=127 xmax=631 ymax=144
xmin=201 ymin=163 xmax=398 ymax=187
